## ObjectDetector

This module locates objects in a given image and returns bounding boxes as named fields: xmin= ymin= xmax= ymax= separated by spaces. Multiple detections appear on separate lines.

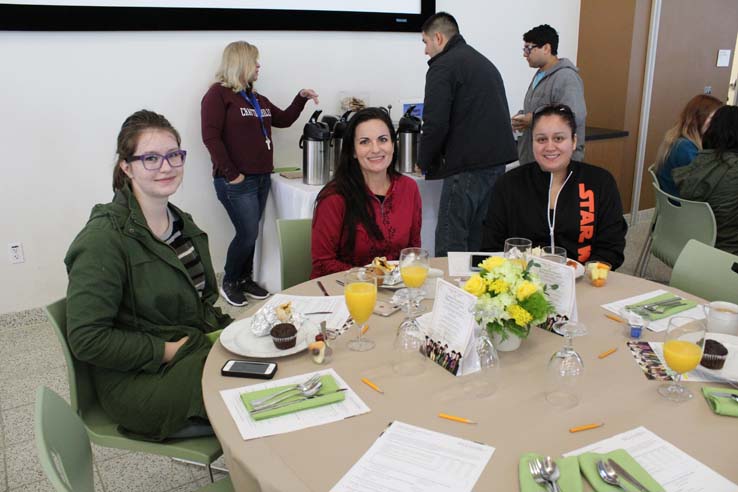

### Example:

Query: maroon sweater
xmin=310 ymin=175 xmax=422 ymax=278
xmin=201 ymin=83 xmax=307 ymax=181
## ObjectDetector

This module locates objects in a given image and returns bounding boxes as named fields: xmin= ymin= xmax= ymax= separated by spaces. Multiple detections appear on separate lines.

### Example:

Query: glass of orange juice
xmin=345 ymin=268 xmax=378 ymax=352
xmin=658 ymin=316 xmax=706 ymax=402
xmin=398 ymin=248 xmax=430 ymax=331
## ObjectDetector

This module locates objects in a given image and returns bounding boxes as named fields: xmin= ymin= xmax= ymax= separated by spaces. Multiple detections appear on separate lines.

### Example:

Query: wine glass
xmin=398 ymin=247 xmax=430 ymax=331
xmin=545 ymin=321 xmax=587 ymax=408
xmin=391 ymin=322 xmax=426 ymax=376
xmin=658 ymin=316 xmax=706 ymax=402
xmin=344 ymin=268 xmax=377 ymax=352
xmin=504 ymin=237 xmax=532 ymax=268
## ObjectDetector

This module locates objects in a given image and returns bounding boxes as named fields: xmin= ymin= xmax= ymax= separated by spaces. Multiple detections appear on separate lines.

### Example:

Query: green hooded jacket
xmin=673 ymin=149 xmax=738 ymax=255
xmin=64 ymin=184 xmax=232 ymax=440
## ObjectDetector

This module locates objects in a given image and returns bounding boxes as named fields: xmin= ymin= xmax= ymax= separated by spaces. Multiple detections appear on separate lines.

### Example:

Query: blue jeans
xmin=435 ymin=166 xmax=505 ymax=257
xmin=214 ymin=174 xmax=271 ymax=283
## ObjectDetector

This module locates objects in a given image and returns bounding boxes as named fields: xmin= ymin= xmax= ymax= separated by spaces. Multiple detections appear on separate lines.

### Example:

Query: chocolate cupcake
xmin=271 ymin=323 xmax=298 ymax=350
xmin=700 ymin=339 xmax=729 ymax=370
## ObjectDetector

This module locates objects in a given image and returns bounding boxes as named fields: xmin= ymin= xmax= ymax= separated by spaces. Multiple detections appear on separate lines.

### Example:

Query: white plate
xmin=701 ymin=333 xmax=738 ymax=381
xmin=567 ymin=259 xmax=585 ymax=279
xmin=220 ymin=317 xmax=319 ymax=358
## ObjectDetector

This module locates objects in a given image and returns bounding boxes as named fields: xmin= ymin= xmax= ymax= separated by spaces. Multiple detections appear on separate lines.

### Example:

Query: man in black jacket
xmin=419 ymin=12 xmax=517 ymax=257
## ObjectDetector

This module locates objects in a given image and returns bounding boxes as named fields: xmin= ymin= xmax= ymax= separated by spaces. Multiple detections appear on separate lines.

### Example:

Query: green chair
xmin=670 ymin=239 xmax=738 ymax=304
xmin=44 ymin=298 xmax=224 ymax=482
xmin=276 ymin=218 xmax=313 ymax=290
xmin=647 ymin=182 xmax=716 ymax=268
xmin=634 ymin=164 xmax=659 ymax=276
xmin=35 ymin=386 xmax=233 ymax=492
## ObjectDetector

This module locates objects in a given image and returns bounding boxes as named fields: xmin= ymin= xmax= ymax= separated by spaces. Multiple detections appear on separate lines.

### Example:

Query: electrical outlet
xmin=8 ymin=242 xmax=25 ymax=264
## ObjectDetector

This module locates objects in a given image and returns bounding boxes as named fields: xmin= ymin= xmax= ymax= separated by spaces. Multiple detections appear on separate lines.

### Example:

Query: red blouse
xmin=310 ymin=175 xmax=422 ymax=278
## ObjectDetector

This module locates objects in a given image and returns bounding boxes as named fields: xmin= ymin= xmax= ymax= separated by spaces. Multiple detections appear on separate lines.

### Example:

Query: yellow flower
xmin=507 ymin=304 xmax=533 ymax=327
xmin=516 ymin=280 xmax=538 ymax=301
xmin=479 ymin=256 xmax=505 ymax=271
xmin=487 ymin=278 xmax=509 ymax=294
xmin=463 ymin=274 xmax=487 ymax=297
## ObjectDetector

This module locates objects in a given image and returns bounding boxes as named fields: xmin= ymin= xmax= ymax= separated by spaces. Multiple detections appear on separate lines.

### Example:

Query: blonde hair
xmin=655 ymin=94 xmax=722 ymax=171
xmin=215 ymin=41 xmax=259 ymax=92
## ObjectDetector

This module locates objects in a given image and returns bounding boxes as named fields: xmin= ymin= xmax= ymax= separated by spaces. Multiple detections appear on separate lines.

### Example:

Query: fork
xmin=528 ymin=458 xmax=552 ymax=491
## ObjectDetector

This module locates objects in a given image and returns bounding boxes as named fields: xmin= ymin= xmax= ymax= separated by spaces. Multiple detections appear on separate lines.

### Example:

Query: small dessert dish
xmin=585 ymin=261 xmax=611 ymax=287
xmin=270 ymin=323 xmax=298 ymax=350
xmin=700 ymin=339 xmax=729 ymax=370
xmin=364 ymin=266 xmax=386 ymax=286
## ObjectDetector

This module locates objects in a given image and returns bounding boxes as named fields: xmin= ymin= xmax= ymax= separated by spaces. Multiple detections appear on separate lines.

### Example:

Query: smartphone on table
xmin=221 ymin=359 xmax=278 ymax=379
xmin=469 ymin=254 xmax=494 ymax=272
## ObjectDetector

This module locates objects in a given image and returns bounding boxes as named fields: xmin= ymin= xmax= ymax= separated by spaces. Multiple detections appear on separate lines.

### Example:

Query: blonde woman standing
xmin=201 ymin=40 xmax=319 ymax=306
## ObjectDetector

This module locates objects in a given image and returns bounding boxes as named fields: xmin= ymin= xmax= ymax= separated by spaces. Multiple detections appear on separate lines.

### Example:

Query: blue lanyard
xmin=239 ymin=90 xmax=271 ymax=149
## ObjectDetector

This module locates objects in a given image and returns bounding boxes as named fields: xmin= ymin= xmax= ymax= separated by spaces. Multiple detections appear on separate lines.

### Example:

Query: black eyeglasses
xmin=523 ymin=44 xmax=539 ymax=55
xmin=533 ymin=104 xmax=574 ymax=116
xmin=126 ymin=150 xmax=187 ymax=171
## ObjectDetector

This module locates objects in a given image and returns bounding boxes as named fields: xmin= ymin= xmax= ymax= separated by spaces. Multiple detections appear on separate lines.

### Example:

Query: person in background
xmin=418 ymin=12 xmax=517 ymax=257
xmin=482 ymin=104 xmax=627 ymax=269
xmin=201 ymin=40 xmax=319 ymax=306
xmin=65 ymin=110 xmax=232 ymax=440
xmin=311 ymin=107 xmax=422 ymax=278
xmin=655 ymin=94 xmax=722 ymax=196
xmin=512 ymin=24 xmax=587 ymax=165
xmin=674 ymin=105 xmax=738 ymax=255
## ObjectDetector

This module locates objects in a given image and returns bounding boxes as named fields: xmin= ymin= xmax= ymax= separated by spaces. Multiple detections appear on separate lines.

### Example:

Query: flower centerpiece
xmin=463 ymin=256 xmax=554 ymax=350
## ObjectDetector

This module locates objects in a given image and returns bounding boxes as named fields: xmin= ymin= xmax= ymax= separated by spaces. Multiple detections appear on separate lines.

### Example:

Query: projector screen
xmin=0 ymin=0 xmax=434 ymax=31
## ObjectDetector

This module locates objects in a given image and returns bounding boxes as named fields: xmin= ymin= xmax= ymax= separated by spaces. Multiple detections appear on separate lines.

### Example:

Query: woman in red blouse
xmin=311 ymin=107 xmax=422 ymax=278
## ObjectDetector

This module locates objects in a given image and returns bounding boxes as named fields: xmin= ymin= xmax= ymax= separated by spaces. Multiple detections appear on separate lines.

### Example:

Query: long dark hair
xmin=316 ymin=107 xmax=399 ymax=258
xmin=701 ymin=105 xmax=738 ymax=159
xmin=113 ymin=110 xmax=181 ymax=191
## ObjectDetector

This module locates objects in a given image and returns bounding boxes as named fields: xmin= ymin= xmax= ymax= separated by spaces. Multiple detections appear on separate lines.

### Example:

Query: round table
xmin=202 ymin=259 xmax=738 ymax=491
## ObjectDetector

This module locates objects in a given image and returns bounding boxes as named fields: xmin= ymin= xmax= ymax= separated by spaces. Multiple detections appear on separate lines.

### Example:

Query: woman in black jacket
xmin=481 ymin=104 xmax=627 ymax=269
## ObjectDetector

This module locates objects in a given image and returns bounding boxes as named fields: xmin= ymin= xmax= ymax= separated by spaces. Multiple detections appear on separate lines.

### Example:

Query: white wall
xmin=0 ymin=0 xmax=580 ymax=313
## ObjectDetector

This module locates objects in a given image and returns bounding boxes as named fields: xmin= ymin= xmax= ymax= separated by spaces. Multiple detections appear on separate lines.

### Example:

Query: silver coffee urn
xmin=328 ymin=110 xmax=352 ymax=178
xmin=396 ymin=105 xmax=422 ymax=174
xmin=300 ymin=110 xmax=331 ymax=185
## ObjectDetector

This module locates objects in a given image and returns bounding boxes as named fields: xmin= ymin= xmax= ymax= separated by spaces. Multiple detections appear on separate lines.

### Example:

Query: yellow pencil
xmin=361 ymin=324 xmax=369 ymax=335
xmin=569 ymin=423 xmax=604 ymax=433
xmin=438 ymin=413 xmax=477 ymax=425
xmin=361 ymin=378 xmax=384 ymax=394
xmin=605 ymin=314 xmax=625 ymax=323
xmin=598 ymin=347 xmax=617 ymax=359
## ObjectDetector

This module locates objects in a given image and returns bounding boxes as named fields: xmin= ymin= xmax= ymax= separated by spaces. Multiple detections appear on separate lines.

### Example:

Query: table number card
xmin=420 ymin=279 xmax=478 ymax=376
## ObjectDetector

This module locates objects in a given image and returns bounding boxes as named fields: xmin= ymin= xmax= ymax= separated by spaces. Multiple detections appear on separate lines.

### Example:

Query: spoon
xmin=597 ymin=459 xmax=626 ymax=490
xmin=543 ymin=456 xmax=561 ymax=492
xmin=250 ymin=374 xmax=321 ymax=408
xmin=250 ymin=381 xmax=323 ymax=413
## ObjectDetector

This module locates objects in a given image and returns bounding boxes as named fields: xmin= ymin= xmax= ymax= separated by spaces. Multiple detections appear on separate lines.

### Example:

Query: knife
xmin=607 ymin=458 xmax=653 ymax=492
xmin=249 ymin=388 xmax=348 ymax=414
xmin=710 ymin=392 xmax=738 ymax=403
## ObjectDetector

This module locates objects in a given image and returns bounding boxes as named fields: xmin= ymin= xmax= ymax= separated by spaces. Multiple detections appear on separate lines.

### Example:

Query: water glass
xmin=504 ymin=237 xmax=532 ymax=265
xmin=541 ymin=245 xmax=567 ymax=264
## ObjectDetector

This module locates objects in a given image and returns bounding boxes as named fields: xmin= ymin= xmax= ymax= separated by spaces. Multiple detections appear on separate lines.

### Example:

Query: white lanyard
xmin=546 ymin=171 xmax=573 ymax=249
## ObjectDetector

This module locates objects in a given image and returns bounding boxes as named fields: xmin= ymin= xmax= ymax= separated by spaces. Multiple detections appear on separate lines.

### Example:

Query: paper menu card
xmin=421 ymin=279 xmax=478 ymax=376
xmin=529 ymin=256 xmax=578 ymax=322
xmin=220 ymin=368 xmax=369 ymax=440
xmin=602 ymin=289 xmax=705 ymax=332
xmin=564 ymin=426 xmax=737 ymax=492
xmin=331 ymin=421 xmax=495 ymax=492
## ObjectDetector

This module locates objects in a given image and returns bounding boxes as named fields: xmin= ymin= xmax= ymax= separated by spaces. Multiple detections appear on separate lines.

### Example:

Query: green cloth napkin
xmin=626 ymin=293 xmax=697 ymax=321
xmin=518 ymin=453 xmax=582 ymax=492
xmin=578 ymin=449 xmax=665 ymax=492
xmin=205 ymin=329 xmax=223 ymax=344
xmin=702 ymin=387 xmax=738 ymax=417
xmin=240 ymin=375 xmax=345 ymax=421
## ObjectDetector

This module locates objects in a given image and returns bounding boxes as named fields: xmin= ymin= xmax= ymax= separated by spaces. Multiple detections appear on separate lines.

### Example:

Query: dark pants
xmin=214 ymin=174 xmax=271 ymax=283
xmin=435 ymin=166 xmax=505 ymax=257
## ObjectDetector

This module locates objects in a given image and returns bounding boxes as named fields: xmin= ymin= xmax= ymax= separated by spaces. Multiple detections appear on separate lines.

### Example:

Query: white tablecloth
xmin=253 ymin=173 xmax=443 ymax=292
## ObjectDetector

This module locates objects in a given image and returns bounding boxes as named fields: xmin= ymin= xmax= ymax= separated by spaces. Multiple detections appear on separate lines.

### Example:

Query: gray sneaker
xmin=240 ymin=279 xmax=270 ymax=300
xmin=220 ymin=281 xmax=248 ymax=307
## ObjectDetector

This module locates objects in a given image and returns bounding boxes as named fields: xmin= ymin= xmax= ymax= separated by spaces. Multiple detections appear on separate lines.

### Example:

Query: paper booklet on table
xmin=331 ymin=421 xmax=495 ymax=492
xmin=529 ymin=256 xmax=578 ymax=326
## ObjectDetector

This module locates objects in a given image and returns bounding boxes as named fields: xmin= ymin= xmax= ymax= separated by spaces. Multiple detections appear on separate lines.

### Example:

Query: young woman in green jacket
xmin=64 ymin=110 xmax=232 ymax=440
